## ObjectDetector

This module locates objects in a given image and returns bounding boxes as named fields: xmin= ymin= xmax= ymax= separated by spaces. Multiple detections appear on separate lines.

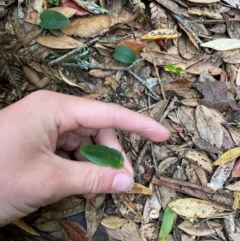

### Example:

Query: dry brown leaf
xmin=186 ymin=62 xmax=222 ymax=75
xmin=177 ymin=106 xmax=196 ymax=132
xmin=188 ymin=0 xmax=220 ymax=2
xmin=169 ymin=198 xmax=227 ymax=218
xmin=141 ymin=28 xmax=181 ymax=40
xmin=112 ymin=193 xmax=143 ymax=223
xmin=208 ymin=161 xmax=235 ymax=191
xmin=49 ymin=7 xmax=77 ymax=18
xmin=178 ymin=220 xmax=222 ymax=236
xmin=12 ymin=219 xmax=40 ymax=236
xmin=126 ymin=182 xmax=152 ymax=195
xmin=195 ymin=105 xmax=223 ymax=148
xmin=85 ymin=195 xmax=105 ymax=238
xmin=163 ymin=78 xmax=192 ymax=91
xmin=37 ymin=35 xmax=86 ymax=49
xmin=59 ymin=219 xmax=90 ymax=241
xmin=61 ymin=15 xmax=111 ymax=37
xmin=184 ymin=150 xmax=213 ymax=172
xmin=101 ymin=216 xmax=128 ymax=229
xmin=117 ymin=39 xmax=146 ymax=52
xmin=121 ymin=222 xmax=142 ymax=241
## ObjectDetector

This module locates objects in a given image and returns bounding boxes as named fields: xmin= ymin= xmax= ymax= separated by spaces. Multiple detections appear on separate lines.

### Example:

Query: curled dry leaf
xmin=101 ymin=216 xmax=128 ymax=230
xmin=126 ymin=182 xmax=152 ymax=195
xmin=178 ymin=220 xmax=222 ymax=236
xmin=168 ymin=198 xmax=227 ymax=218
xmin=61 ymin=15 xmax=111 ymax=37
xmin=184 ymin=150 xmax=213 ymax=172
xmin=117 ymin=39 xmax=146 ymax=52
xmin=37 ymin=35 xmax=86 ymax=49
xmin=141 ymin=28 xmax=181 ymax=40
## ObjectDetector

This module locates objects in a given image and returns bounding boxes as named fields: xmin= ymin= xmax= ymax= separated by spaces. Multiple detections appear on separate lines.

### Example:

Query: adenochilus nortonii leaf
xmin=80 ymin=145 xmax=124 ymax=169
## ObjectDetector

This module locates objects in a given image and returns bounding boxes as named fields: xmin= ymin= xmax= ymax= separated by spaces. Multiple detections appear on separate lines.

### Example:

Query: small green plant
xmin=80 ymin=145 xmax=124 ymax=169
xmin=158 ymin=206 xmax=175 ymax=241
xmin=39 ymin=10 xmax=70 ymax=29
xmin=113 ymin=45 xmax=137 ymax=64
xmin=164 ymin=64 xmax=184 ymax=74
xmin=48 ymin=0 xmax=61 ymax=6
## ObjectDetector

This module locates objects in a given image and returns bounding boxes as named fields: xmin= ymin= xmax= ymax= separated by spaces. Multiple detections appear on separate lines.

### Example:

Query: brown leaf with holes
xmin=59 ymin=220 xmax=91 ymax=241
xmin=193 ymin=81 xmax=238 ymax=112
xmin=61 ymin=15 xmax=111 ymax=37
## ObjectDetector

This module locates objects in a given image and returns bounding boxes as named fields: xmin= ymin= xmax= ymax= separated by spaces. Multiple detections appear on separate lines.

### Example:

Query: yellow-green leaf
xmin=213 ymin=147 xmax=240 ymax=166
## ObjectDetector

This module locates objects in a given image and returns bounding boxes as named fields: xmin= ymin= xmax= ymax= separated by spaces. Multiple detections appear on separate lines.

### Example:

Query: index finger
xmin=47 ymin=91 xmax=170 ymax=142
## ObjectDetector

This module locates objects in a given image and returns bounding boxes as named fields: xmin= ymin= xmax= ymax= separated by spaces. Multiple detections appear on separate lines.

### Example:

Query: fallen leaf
xmin=201 ymin=39 xmax=240 ymax=51
xmin=126 ymin=182 xmax=152 ymax=195
xmin=213 ymin=147 xmax=240 ymax=165
xmin=121 ymin=222 xmax=142 ymax=241
xmin=62 ymin=1 xmax=90 ymax=16
xmin=37 ymin=35 xmax=86 ymax=49
xmin=195 ymin=105 xmax=223 ymax=149
xmin=117 ymin=39 xmax=146 ymax=52
xmin=226 ymin=180 xmax=240 ymax=191
xmin=59 ymin=219 xmax=91 ymax=241
xmin=178 ymin=220 xmax=222 ymax=236
xmin=49 ymin=6 xmax=77 ymax=18
xmin=61 ymin=15 xmax=111 ymax=37
xmin=141 ymin=28 xmax=181 ymax=40
xmin=232 ymin=158 xmax=240 ymax=177
xmin=168 ymin=198 xmax=226 ymax=218
xmin=159 ymin=206 xmax=175 ymax=241
xmin=101 ymin=216 xmax=128 ymax=230
xmin=12 ymin=219 xmax=40 ymax=236
xmin=184 ymin=150 xmax=213 ymax=172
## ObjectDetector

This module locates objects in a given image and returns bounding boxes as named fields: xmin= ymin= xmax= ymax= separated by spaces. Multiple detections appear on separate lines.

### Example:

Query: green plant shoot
xmin=80 ymin=145 xmax=124 ymax=169
xmin=165 ymin=64 xmax=183 ymax=74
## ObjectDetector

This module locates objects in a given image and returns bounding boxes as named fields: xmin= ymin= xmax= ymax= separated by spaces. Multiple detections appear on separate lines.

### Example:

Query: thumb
xmin=52 ymin=155 xmax=134 ymax=198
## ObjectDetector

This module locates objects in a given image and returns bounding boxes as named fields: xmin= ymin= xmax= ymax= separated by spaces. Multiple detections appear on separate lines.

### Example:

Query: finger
xmin=35 ymin=91 xmax=170 ymax=142
xmin=50 ymin=155 xmax=134 ymax=200
xmin=91 ymin=128 xmax=133 ymax=175
xmin=58 ymin=133 xmax=92 ymax=151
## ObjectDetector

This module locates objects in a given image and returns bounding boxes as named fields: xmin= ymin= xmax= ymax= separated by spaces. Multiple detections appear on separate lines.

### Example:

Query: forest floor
xmin=1 ymin=0 xmax=240 ymax=240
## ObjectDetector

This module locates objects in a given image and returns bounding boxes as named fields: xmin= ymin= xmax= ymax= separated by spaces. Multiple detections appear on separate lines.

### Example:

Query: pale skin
xmin=0 ymin=90 xmax=170 ymax=227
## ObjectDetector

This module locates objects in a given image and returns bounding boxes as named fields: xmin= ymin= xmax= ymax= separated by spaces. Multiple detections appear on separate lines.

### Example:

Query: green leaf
xmin=48 ymin=0 xmax=61 ymax=6
xmin=158 ymin=206 xmax=175 ymax=241
xmin=113 ymin=45 xmax=137 ymax=64
xmin=40 ymin=10 xmax=70 ymax=29
xmin=165 ymin=64 xmax=176 ymax=72
xmin=175 ymin=67 xmax=183 ymax=74
xmin=55 ymin=78 xmax=63 ymax=84
xmin=80 ymin=145 xmax=124 ymax=169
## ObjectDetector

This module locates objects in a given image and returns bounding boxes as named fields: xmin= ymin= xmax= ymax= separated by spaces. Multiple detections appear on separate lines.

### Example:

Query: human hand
xmin=0 ymin=90 xmax=169 ymax=226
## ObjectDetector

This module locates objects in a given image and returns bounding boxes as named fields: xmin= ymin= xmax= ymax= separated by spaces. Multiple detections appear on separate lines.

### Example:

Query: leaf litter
xmin=2 ymin=0 xmax=240 ymax=240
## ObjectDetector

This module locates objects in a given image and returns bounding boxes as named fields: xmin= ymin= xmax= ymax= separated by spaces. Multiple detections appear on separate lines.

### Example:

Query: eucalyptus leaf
xmin=113 ymin=45 xmax=137 ymax=64
xmin=40 ymin=10 xmax=70 ymax=29
xmin=80 ymin=145 xmax=124 ymax=169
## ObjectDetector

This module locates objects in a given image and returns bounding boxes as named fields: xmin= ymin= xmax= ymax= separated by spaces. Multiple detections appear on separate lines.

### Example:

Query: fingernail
xmin=111 ymin=173 xmax=134 ymax=192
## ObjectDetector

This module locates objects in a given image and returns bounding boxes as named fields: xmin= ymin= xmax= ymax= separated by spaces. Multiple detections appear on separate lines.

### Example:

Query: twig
xmin=154 ymin=62 xmax=166 ymax=100
xmin=134 ymin=97 xmax=177 ymax=182
xmin=48 ymin=37 xmax=100 ymax=65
